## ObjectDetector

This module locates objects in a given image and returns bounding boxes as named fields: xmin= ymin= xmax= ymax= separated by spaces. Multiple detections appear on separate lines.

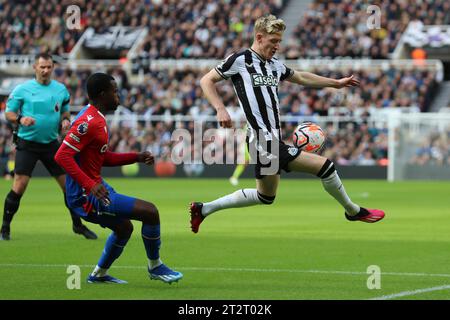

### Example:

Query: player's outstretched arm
xmin=287 ymin=71 xmax=360 ymax=89
xmin=102 ymin=151 xmax=154 ymax=167
xmin=200 ymin=69 xmax=232 ymax=128
xmin=103 ymin=151 xmax=139 ymax=167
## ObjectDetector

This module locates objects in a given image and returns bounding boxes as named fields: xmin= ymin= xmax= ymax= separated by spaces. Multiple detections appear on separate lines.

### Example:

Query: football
xmin=292 ymin=122 xmax=326 ymax=153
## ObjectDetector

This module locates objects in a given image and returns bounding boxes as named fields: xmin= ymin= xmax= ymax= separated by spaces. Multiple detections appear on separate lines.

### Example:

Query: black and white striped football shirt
xmin=215 ymin=48 xmax=294 ymax=142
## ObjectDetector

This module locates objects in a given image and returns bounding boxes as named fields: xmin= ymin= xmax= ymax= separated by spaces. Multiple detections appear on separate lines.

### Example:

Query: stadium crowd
xmin=2 ymin=0 xmax=449 ymax=60
xmin=0 ymin=0 xmax=445 ymax=170
xmin=283 ymin=0 xmax=450 ymax=59
xmin=26 ymin=64 xmax=438 ymax=117
xmin=0 ymin=59 xmax=439 ymax=171
xmin=410 ymin=130 xmax=450 ymax=166
xmin=0 ymin=0 xmax=286 ymax=57
xmin=1 ymin=105 xmax=447 ymax=177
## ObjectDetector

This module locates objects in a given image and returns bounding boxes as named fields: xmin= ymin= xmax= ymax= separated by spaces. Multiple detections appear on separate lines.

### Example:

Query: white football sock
xmin=91 ymin=265 xmax=108 ymax=277
xmin=202 ymin=189 xmax=262 ymax=216
xmin=321 ymin=171 xmax=360 ymax=215
xmin=148 ymin=258 xmax=162 ymax=270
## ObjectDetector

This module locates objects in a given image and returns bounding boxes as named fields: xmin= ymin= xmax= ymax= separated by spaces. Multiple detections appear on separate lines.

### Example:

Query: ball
xmin=292 ymin=122 xmax=326 ymax=153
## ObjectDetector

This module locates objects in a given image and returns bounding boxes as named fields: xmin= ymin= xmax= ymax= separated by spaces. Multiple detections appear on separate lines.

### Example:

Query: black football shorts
xmin=14 ymin=138 xmax=65 ymax=177
xmin=246 ymin=136 xmax=302 ymax=179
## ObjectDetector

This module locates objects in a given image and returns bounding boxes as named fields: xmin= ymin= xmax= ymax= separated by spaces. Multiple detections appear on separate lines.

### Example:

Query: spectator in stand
xmin=0 ymin=0 xmax=287 ymax=58
xmin=283 ymin=0 xmax=450 ymax=59
xmin=35 ymin=64 xmax=438 ymax=117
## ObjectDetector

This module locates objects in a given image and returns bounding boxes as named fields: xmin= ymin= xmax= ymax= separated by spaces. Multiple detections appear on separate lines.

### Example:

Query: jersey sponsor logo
xmin=69 ymin=133 xmax=80 ymax=143
xmin=251 ymin=73 xmax=279 ymax=87
xmin=77 ymin=122 xmax=88 ymax=135
xmin=55 ymin=102 xmax=59 ymax=112
xmin=87 ymin=115 xmax=94 ymax=122
xmin=100 ymin=144 xmax=108 ymax=153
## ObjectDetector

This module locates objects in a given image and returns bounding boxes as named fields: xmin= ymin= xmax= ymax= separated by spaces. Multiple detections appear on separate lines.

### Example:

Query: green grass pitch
xmin=0 ymin=178 xmax=449 ymax=300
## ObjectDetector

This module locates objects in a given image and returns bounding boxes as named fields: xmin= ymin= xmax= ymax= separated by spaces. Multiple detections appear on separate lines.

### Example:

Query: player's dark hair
xmin=34 ymin=53 xmax=53 ymax=62
xmin=86 ymin=73 xmax=115 ymax=100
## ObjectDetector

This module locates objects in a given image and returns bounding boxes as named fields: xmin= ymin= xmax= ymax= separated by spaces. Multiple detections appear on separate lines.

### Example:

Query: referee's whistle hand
xmin=20 ymin=117 xmax=36 ymax=126
xmin=61 ymin=119 xmax=71 ymax=132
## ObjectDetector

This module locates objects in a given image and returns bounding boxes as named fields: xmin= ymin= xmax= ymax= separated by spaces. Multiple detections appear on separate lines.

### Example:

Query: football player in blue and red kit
xmin=55 ymin=73 xmax=182 ymax=284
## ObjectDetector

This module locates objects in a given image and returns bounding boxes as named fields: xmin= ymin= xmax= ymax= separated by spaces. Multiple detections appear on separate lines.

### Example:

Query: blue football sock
xmin=142 ymin=224 xmax=161 ymax=260
xmin=97 ymin=232 xmax=129 ymax=269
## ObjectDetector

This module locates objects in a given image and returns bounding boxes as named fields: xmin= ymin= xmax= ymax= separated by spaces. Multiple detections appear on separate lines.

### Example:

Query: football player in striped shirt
xmin=190 ymin=15 xmax=385 ymax=233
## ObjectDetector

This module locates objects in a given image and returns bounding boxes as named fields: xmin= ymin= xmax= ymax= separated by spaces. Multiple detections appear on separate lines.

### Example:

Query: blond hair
xmin=254 ymin=15 xmax=286 ymax=36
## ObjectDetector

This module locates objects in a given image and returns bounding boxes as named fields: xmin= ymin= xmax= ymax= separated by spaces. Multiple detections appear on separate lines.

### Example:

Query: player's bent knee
xmin=131 ymin=200 xmax=160 ymax=225
xmin=115 ymin=220 xmax=134 ymax=239
xmin=134 ymin=199 xmax=159 ymax=216
xmin=142 ymin=202 xmax=160 ymax=225
xmin=257 ymin=192 xmax=276 ymax=205
xmin=316 ymin=159 xmax=336 ymax=179
xmin=147 ymin=203 xmax=159 ymax=217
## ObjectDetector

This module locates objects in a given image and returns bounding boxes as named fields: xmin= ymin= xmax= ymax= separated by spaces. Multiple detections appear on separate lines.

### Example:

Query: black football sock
xmin=3 ymin=190 xmax=22 ymax=228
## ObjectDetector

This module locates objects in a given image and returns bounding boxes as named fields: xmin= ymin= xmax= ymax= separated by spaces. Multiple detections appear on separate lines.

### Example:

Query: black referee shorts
xmin=246 ymin=137 xmax=302 ymax=179
xmin=14 ymin=138 xmax=65 ymax=177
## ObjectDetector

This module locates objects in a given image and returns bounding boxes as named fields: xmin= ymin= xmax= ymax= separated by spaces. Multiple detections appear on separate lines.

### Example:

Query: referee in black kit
xmin=0 ymin=53 xmax=97 ymax=240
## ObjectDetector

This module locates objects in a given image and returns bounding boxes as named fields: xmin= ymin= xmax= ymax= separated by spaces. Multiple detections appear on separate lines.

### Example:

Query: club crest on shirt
xmin=77 ymin=122 xmax=88 ymax=135
xmin=55 ymin=103 xmax=59 ymax=112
